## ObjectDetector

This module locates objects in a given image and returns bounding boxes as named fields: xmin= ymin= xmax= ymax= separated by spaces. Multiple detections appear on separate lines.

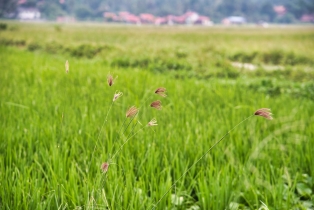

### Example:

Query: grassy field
xmin=0 ymin=22 xmax=314 ymax=209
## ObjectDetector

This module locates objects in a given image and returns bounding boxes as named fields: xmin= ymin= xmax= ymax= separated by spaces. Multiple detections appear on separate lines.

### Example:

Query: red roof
xmin=140 ymin=13 xmax=155 ymax=22
xmin=198 ymin=16 xmax=209 ymax=21
xmin=195 ymin=16 xmax=210 ymax=24
xmin=301 ymin=14 xmax=314 ymax=22
xmin=273 ymin=5 xmax=286 ymax=15
xmin=155 ymin=17 xmax=167 ymax=25
xmin=124 ymin=14 xmax=140 ymax=23
xmin=119 ymin=11 xmax=130 ymax=17
xmin=18 ymin=0 xmax=27 ymax=4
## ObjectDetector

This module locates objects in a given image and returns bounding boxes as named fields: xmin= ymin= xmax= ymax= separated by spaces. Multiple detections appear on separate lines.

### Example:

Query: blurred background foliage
xmin=1 ymin=0 xmax=314 ymax=23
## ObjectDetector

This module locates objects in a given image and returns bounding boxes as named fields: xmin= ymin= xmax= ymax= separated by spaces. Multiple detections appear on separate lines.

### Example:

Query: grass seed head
xmin=113 ymin=91 xmax=123 ymax=101
xmin=254 ymin=108 xmax=273 ymax=120
xmin=101 ymin=162 xmax=109 ymax=173
xmin=155 ymin=87 xmax=167 ymax=97
xmin=126 ymin=106 xmax=138 ymax=118
xmin=65 ymin=60 xmax=69 ymax=74
xmin=107 ymin=73 xmax=116 ymax=86
xmin=148 ymin=118 xmax=158 ymax=126
xmin=150 ymin=100 xmax=162 ymax=110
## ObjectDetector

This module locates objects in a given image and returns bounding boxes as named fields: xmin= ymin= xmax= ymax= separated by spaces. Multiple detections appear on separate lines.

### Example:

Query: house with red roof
xmin=104 ymin=12 xmax=119 ymax=22
xmin=184 ymin=11 xmax=199 ymax=24
xmin=103 ymin=11 xmax=211 ymax=26
xmin=195 ymin=16 xmax=212 ymax=26
xmin=57 ymin=16 xmax=75 ymax=22
xmin=154 ymin=17 xmax=168 ymax=25
xmin=300 ymin=14 xmax=314 ymax=23
xmin=273 ymin=5 xmax=286 ymax=16
xmin=124 ymin=14 xmax=141 ymax=24
xmin=140 ymin=13 xmax=155 ymax=24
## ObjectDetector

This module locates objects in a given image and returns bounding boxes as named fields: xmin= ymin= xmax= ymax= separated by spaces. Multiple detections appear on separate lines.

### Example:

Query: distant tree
xmin=4 ymin=0 xmax=312 ymax=23
xmin=89 ymin=0 xmax=104 ymax=11
xmin=63 ymin=0 xmax=75 ymax=16
xmin=285 ymin=0 xmax=307 ymax=19
xmin=274 ymin=12 xmax=296 ymax=23
xmin=38 ymin=1 xmax=64 ymax=20
xmin=260 ymin=1 xmax=276 ymax=22
xmin=0 ymin=0 xmax=18 ymax=18
xmin=75 ymin=6 xmax=93 ymax=20
xmin=217 ymin=0 xmax=244 ymax=17
xmin=20 ymin=0 xmax=37 ymax=7
xmin=241 ymin=1 xmax=259 ymax=22
xmin=303 ymin=0 xmax=314 ymax=14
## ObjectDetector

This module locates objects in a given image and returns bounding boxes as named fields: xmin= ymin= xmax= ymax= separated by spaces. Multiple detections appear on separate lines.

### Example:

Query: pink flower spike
xmin=155 ymin=87 xmax=167 ymax=97
xmin=254 ymin=108 xmax=273 ymax=120
xmin=113 ymin=91 xmax=123 ymax=101
xmin=148 ymin=118 xmax=158 ymax=126
xmin=101 ymin=162 xmax=109 ymax=173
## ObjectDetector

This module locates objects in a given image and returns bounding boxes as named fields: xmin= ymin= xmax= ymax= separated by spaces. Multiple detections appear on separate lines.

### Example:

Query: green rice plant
xmin=151 ymin=108 xmax=273 ymax=209
xmin=0 ymin=24 xmax=313 ymax=209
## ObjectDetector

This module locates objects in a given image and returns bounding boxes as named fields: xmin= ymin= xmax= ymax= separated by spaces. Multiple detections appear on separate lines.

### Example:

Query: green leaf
xmin=296 ymin=183 xmax=312 ymax=197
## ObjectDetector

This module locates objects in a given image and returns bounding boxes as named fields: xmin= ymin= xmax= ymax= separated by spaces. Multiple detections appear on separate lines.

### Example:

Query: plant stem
xmin=89 ymin=101 xmax=114 ymax=172
xmin=111 ymin=126 xmax=146 ymax=160
xmin=111 ymin=114 xmax=137 ymax=155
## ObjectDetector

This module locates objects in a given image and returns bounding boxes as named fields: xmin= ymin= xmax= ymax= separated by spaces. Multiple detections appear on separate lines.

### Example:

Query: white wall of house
xmin=18 ymin=9 xmax=41 ymax=20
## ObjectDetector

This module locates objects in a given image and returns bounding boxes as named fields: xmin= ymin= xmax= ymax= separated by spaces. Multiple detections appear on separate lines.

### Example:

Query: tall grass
xmin=0 ymin=23 xmax=313 ymax=209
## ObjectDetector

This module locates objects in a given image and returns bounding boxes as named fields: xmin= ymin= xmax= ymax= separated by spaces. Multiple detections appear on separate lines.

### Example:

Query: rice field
xmin=0 ymin=22 xmax=313 ymax=209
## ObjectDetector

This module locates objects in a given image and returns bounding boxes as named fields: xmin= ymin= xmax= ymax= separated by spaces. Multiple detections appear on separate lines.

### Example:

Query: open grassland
xmin=0 ymin=22 xmax=314 ymax=209
xmin=1 ymin=22 xmax=314 ymax=81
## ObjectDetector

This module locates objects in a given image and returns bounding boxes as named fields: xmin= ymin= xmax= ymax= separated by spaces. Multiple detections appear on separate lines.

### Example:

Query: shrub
xmin=27 ymin=42 xmax=42 ymax=51
xmin=69 ymin=44 xmax=102 ymax=58
xmin=54 ymin=25 xmax=62 ymax=32
xmin=0 ymin=38 xmax=26 ymax=46
xmin=230 ymin=51 xmax=259 ymax=63
xmin=111 ymin=56 xmax=192 ymax=72
xmin=45 ymin=42 xmax=64 ymax=54
xmin=111 ymin=56 xmax=132 ymax=68
xmin=175 ymin=49 xmax=188 ymax=59
xmin=0 ymin=23 xmax=7 ymax=31
xmin=284 ymin=52 xmax=313 ymax=66
xmin=262 ymin=50 xmax=284 ymax=65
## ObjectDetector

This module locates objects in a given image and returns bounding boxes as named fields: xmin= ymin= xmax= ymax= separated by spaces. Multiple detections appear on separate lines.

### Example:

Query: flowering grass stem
xmin=111 ymin=126 xmax=146 ymax=160
xmin=89 ymin=101 xmax=114 ymax=172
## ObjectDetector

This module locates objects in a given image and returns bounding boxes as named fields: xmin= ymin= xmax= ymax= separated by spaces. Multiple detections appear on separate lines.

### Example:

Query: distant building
xmin=300 ymin=14 xmax=314 ymax=23
xmin=18 ymin=8 xmax=41 ymax=20
xmin=184 ymin=11 xmax=199 ymax=24
xmin=57 ymin=16 xmax=76 ymax=23
xmin=119 ymin=12 xmax=141 ymax=24
xmin=195 ymin=16 xmax=213 ymax=26
xmin=222 ymin=16 xmax=246 ymax=25
xmin=18 ymin=0 xmax=27 ymax=4
xmin=171 ymin=15 xmax=186 ymax=24
xmin=154 ymin=17 xmax=168 ymax=25
xmin=103 ymin=11 xmax=211 ymax=26
xmin=140 ymin=13 xmax=155 ymax=24
xmin=104 ymin=12 xmax=119 ymax=22
xmin=273 ymin=5 xmax=286 ymax=16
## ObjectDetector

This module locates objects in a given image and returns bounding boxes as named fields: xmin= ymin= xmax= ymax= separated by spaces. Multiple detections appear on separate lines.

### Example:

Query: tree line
xmin=1 ymin=0 xmax=313 ymax=23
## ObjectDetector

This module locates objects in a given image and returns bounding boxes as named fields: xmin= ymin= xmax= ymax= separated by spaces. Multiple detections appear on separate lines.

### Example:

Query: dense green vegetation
xmin=0 ymin=22 xmax=313 ymax=209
